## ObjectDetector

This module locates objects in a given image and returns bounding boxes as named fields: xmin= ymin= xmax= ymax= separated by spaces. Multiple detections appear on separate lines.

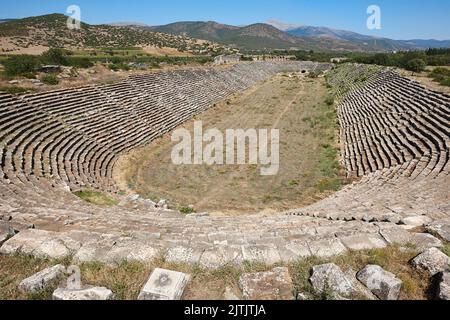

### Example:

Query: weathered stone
xmin=278 ymin=240 xmax=311 ymax=262
xmin=105 ymin=242 xmax=159 ymax=264
xmin=33 ymin=239 xmax=72 ymax=259
xmin=357 ymin=265 xmax=402 ymax=300
xmin=344 ymin=269 xmax=378 ymax=300
xmin=339 ymin=234 xmax=387 ymax=250
xmin=241 ymin=245 xmax=281 ymax=265
xmin=400 ymin=216 xmax=433 ymax=228
xmin=308 ymin=239 xmax=347 ymax=258
xmin=73 ymin=239 xmax=115 ymax=263
xmin=223 ymin=287 xmax=240 ymax=300
xmin=0 ymin=229 xmax=53 ymax=256
xmin=309 ymin=263 xmax=356 ymax=298
xmin=19 ymin=264 xmax=66 ymax=293
xmin=239 ymin=267 xmax=294 ymax=300
xmin=138 ymin=268 xmax=190 ymax=300
xmin=0 ymin=221 xmax=15 ymax=244
xmin=199 ymin=246 xmax=242 ymax=269
xmin=411 ymin=248 xmax=450 ymax=276
xmin=426 ymin=219 xmax=450 ymax=242
xmin=380 ymin=228 xmax=442 ymax=250
xmin=53 ymin=286 xmax=114 ymax=300
xmin=165 ymin=246 xmax=202 ymax=265
xmin=437 ymin=272 xmax=450 ymax=300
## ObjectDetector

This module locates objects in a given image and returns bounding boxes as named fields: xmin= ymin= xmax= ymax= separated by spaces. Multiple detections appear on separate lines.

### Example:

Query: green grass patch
xmin=441 ymin=243 xmax=450 ymax=257
xmin=40 ymin=74 xmax=59 ymax=85
xmin=0 ymin=86 xmax=35 ymax=94
xmin=179 ymin=206 xmax=196 ymax=214
xmin=73 ymin=190 xmax=119 ymax=206
xmin=428 ymin=67 xmax=450 ymax=87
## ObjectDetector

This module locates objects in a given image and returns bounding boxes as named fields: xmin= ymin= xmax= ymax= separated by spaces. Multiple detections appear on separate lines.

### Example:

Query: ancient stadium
xmin=0 ymin=9 xmax=449 ymax=302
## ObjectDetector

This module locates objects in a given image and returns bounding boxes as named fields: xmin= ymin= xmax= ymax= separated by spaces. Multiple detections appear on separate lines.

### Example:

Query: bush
xmin=108 ymin=63 xmax=129 ymax=71
xmin=405 ymin=58 xmax=426 ymax=73
xmin=179 ymin=206 xmax=195 ymax=214
xmin=428 ymin=67 xmax=450 ymax=87
xmin=41 ymin=74 xmax=59 ymax=85
xmin=67 ymin=57 xmax=93 ymax=68
xmin=3 ymin=55 xmax=40 ymax=76
xmin=41 ymin=48 xmax=69 ymax=65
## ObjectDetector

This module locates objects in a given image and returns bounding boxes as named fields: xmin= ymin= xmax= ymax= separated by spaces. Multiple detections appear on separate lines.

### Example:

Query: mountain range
xmin=149 ymin=19 xmax=450 ymax=52
xmin=1 ymin=14 xmax=449 ymax=53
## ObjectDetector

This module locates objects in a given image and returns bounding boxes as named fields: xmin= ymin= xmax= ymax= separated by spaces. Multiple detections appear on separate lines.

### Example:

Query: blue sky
xmin=2 ymin=0 xmax=449 ymax=40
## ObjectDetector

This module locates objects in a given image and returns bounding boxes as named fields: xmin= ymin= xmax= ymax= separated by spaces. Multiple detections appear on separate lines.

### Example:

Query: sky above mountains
xmin=2 ymin=0 xmax=450 ymax=40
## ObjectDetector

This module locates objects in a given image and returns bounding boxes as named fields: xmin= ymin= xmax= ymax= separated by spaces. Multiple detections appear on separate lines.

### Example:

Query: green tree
xmin=41 ymin=48 xmax=69 ymax=65
xmin=405 ymin=58 xmax=426 ymax=73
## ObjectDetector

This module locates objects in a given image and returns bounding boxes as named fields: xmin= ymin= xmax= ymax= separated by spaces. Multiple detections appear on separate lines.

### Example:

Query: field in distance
xmin=114 ymin=73 xmax=349 ymax=215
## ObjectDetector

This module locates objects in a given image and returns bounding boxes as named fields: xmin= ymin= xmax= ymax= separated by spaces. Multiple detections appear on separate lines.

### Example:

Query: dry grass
xmin=2 ymin=244 xmax=445 ymax=300
xmin=0 ymin=254 xmax=71 ymax=300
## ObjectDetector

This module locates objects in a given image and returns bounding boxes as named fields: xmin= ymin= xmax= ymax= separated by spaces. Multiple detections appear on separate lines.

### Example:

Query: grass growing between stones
xmin=0 ymin=254 xmax=72 ymax=300
xmin=73 ymin=190 xmax=119 ymax=206
xmin=1 ymin=244 xmax=446 ymax=300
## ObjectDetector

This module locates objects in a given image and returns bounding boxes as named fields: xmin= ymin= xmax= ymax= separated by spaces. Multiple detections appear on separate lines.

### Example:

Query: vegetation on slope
xmin=0 ymin=14 xmax=229 ymax=55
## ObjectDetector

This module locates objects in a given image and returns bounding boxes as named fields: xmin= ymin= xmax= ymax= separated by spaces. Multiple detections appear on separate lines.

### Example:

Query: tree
xmin=405 ymin=58 xmax=426 ymax=73
xmin=41 ymin=48 xmax=69 ymax=65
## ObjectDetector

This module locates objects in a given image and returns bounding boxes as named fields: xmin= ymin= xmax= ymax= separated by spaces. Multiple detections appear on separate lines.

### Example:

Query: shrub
xmin=179 ymin=206 xmax=195 ymax=214
xmin=67 ymin=57 xmax=93 ymax=68
xmin=108 ymin=63 xmax=129 ymax=71
xmin=41 ymin=48 xmax=69 ymax=65
xmin=41 ymin=74 xmax=59 ymax=85
xmin=2 ymin=55 xmax=40 ymax=76
xmin=428 ymin=67 xmax=450 ymax=87
xmin=404 ymin=59 xmax=426 ymax=73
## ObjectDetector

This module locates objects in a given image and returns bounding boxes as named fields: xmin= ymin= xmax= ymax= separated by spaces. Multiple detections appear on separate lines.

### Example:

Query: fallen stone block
xmin=411 ymin=248 xmax=450 ymax=276
xmin=309 ymin=263 xmax=356 ymax=298
xmin=138 ymin=268 xmax=190 ymax=300
xmin=426 ymin=219 xmax=450 ymax=242
xmin=19 ymin=264 xmax=66 ymax=293
xmin=239 ymin=267 xmax=294 ymax=300
xmin=53 ymin=286 xmax=114 ymax=300
xmin=437 ymin=272 xmax=450 ymax=300
xmin=0 ymin=221 xmax=16 ymax=244
xmin=357 ymin=265 xmax=402 ymax=300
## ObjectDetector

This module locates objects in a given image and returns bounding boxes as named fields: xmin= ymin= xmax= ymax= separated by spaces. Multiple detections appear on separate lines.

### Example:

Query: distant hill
xmin=0 ymin=14 xmax=228 ymax=55
xmin=264 ymin=21 xmax=450 ymax=51
xmin=0 ymin=19 xmax=15 ymax=24
xmin=150 ymin=21 xmax=364 ymax=51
